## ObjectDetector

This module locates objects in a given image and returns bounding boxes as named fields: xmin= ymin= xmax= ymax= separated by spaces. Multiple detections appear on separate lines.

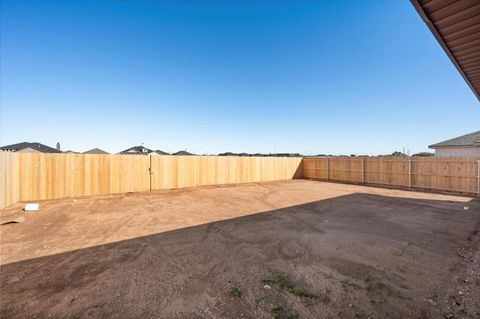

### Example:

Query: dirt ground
xmin=1 ymin=180 xmax=479 ymax=318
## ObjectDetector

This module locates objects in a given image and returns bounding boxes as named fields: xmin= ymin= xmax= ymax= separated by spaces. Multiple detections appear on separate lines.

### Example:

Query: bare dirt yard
xmin=1 ymin=180 xmax=479 ymax=319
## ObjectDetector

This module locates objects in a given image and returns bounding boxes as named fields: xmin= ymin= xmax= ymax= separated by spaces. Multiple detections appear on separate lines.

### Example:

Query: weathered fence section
xmin=303 ymin=156 xmax=480 ymax=195
xmin=0 ymin=153 xmax=303 ymax=209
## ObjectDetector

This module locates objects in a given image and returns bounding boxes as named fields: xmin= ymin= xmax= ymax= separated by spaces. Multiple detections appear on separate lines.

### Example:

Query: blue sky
xmin=1 ymin=1 xmax=478 ymax=155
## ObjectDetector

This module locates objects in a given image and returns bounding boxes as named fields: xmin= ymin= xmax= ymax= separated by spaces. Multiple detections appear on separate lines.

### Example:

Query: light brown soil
xmin=1 ymin=180 xmax=479 ymax=318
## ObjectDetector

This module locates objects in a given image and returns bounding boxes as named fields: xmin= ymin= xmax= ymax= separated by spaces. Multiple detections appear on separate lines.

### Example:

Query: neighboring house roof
xmin=118 ymin=145 xmax=154 ymax=155
xmin=64 ymin=150 xmax=79 ymax=154
xmin=83 ymin=148 xmax=109 ymax=154
xmin=154 ymin=150 xmax=169 ymax=155
xmin=429 ymin=131 xmax=480 ymax=148
xmin=411 ymin=0 xmax=480 ymax=101
xmin=173 ymin=150 xmax=193 ymax=156
xmin=218 ymin=152 xmax=302 ymax=157
xmin=0 ymin=142 xmax=61 ymax=153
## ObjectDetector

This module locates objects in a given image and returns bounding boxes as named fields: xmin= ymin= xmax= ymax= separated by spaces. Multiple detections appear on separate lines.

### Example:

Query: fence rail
xmin=0 ymin=153 xmax=303 ymax=209
xmin=303 ymin=156 xmax=480 ymax=195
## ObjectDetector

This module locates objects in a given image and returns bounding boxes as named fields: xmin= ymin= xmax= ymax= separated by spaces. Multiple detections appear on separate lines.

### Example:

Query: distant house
xmin=151 ymin=150 xmax=170 ymax=156
xmin=218 ymin=152 xmax=302 ymax=157
xmin=173 ymin=150 xmax=193 ymax=156
xmin=118 ymin=146 xmax=169 ymax=155
xmin=83 ymin=148 xmax=109 ymax=155
xmin=118 ymin=145 xmax=154 ymax=155
xmin=429 ymin=131 xmax=480 ymax=157
xmin=0 ymin=142 xmax=61 ymax=153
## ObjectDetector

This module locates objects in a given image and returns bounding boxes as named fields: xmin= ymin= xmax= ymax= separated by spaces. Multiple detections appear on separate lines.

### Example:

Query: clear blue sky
xmin=1 ymin=1 xmax=478 ymax=155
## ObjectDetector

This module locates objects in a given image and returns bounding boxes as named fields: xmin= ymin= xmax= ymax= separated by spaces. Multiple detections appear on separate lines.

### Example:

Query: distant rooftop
xmin=173 ymin=150 xmax=193 ymax=156
xmin=429 ymin=130 xmax=480 ymax=148
xmin=119 ymin=145 xmax=154 ymax=155
xmin=83 ymin=148 xmax=109 ymax=155
xmin=0 ymin=142 xmax=61 ymax=153
xmin=154 ymin=150 xmax=169 ymax=155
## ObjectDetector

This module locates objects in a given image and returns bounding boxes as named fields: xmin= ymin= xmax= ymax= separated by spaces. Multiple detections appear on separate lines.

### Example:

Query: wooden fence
xmin=303 ymin=157 xmax=480 ymax=195
xmin=2 ymin=153 xmax=479 ymax=209
xmin=0 ymin=153 xmax=303 ymax=209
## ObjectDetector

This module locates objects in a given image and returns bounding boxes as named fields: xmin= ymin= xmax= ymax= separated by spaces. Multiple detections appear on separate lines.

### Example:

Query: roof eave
xmin=410 ymin=0 xmax=480 ymax=101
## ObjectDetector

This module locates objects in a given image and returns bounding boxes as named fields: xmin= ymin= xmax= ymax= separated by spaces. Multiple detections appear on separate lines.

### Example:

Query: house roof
xmin=429 ymin=130 xmax=480 ymax=148
xmin=0 ymin=142 xmax=61 ymax=153
xmin=411 ymin=0 xmax=480 ymax=101
xmin=83 ymin=148 xmax=109 ymax=154
xmin=118 ymin=145 xmax=154 ymax=154
xmin=154 ymin=150 xmax=170 ymax=155
xmin=173 ymin=150 xmax=193 ymax=156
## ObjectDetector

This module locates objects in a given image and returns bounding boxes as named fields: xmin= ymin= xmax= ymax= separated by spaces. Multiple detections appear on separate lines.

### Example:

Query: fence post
xmin=362 ymin=158 xmax=365 ymax=184
xmin=432 ymin=157 xmax=436 ymax=191
xmin=408 ymin=158 xmax=412 ymax=189
xmin=327 ymin=157 xmax=330 ymax=181
xmin=148 ymin=155 xmax=153 ymax=191
xmin=477 ymin=160 xmax=480 ymax=197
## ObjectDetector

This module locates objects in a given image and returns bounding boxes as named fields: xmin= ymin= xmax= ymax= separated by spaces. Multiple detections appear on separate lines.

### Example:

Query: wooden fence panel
xmin=302 ymin=158 xmax=315 ymax=177
xmin=0 ymin=152 xmax=19 ymax=209
xmin=411 ymin=158 xmax=434 ymax=190
xmin=418 ymin=157 xmax=479 ymax=194
xmin=2 ymin=153 xmax=477 ymax=209
xmin=18 ymin=153 xmax=67 ymax=201
xmin=303 ymin=156 xmax=480 ymax=196
xmin=302 ymin=157 xmax=327 ymax=180
xmin=329 ymin=158 xmax=363 ymax=183
xmin=316 ymin=158 xmax=329 ymax=180
xmin=14 ymin=153 xmax=152 ymax=200
xmin=149 ymin=156 xmax=302 ymax=191
xmin=364 ymin=158 xmax=409 ymax=187
xmin=0 ymin=154 xmax=302 ymax=208
xmin=109 ymin=155 xmax=150 ymax=194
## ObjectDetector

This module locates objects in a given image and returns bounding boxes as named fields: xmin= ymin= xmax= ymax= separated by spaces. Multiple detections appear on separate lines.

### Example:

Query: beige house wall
xmin=434 ymin=147 xmax=480 ymax=157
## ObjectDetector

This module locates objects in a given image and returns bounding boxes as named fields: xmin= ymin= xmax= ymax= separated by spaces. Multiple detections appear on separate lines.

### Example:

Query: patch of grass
xmin=362 ymin=277 xmax=393 ymax=296
xmin=271 ymin=305 xmax=299 ymax=319
xmin=228 ymin=286 xmax=243 ymax=298
xmin=262 ymin=273 xmax=291 ymax=289
xmin=287 ymin=287 xmax=318 ymax=300
xmin=363 ymin=277 xmax=387 ymax=291
xmin=262 ymin=272 xmax=318 ymax=301
xmin=363 ymin=277 xmax=374 ymax=291
xmin=255 ymin=296 xmax=266 ymax=307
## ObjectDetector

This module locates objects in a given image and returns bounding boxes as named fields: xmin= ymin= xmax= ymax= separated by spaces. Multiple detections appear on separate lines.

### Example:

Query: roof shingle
xmin=429 ymin=130 xmax=480 ymax=148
